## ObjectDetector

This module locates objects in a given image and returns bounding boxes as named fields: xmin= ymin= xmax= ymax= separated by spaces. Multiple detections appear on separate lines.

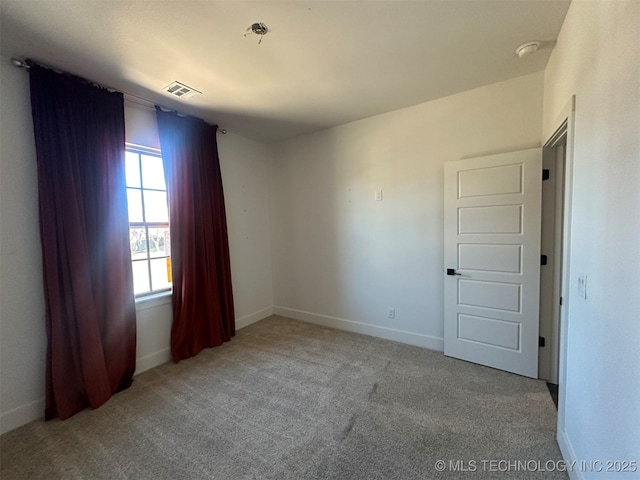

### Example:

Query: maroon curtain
xmin=29 ymin=65 xmax=136 ymax=420
xmin=155 ymin=108 xmax=235 ymax=362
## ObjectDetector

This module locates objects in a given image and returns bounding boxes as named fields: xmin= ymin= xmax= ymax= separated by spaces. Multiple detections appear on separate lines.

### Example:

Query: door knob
xmin=446 ymin=268 xmax=462 ymax=276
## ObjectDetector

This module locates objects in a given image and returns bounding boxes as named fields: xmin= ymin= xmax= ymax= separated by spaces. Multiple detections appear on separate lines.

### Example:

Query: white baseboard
xmin=0 ymin=306 xmax=274 ymax=436
xmin=236 ymin=306 xmax=274 ymax=330
xmin=2 ymin=305 xmax=436 ymax=436
xmin=273 ymin=306 xmax=444 ymax=352
xmin=0 ymin=354 xmax=170 ymax=434
xmin=558 ymin=428 xmax=583 ymax=480
xmin=135 ymin=348 xmax=171 ymax=375
xmin=133 ymin=306 xmax=273 ymax=375
xmin=0 ymin=397 xmax=44 ymax=435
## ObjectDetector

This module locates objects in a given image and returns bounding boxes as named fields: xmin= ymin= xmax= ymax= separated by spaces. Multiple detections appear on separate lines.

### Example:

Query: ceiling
xmin=0 ymin=1 xmax=570 ymax=143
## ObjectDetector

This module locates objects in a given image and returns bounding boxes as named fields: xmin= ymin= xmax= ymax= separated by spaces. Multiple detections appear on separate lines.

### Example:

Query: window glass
xmin=143 ymin=190 xmax=169 ymax=223
xmin=141 ymin=154 xmax=166 ymax=190
xmin=148 ymin=227 xmax=170 ymax=259
xmin=150 ymin=258 xmax=172 ymax=291
xmin=125 ymin=148 xmax=171 ymax=296
xmin=129 ymin=227 xmax=148 ymax=261
xmin=125 ymin=151 xmax=141 ymax=188
xmin=126 ymin=189 xmax=144 ymax=223
xmin=132 ymin=260 xmax=150 ymax=295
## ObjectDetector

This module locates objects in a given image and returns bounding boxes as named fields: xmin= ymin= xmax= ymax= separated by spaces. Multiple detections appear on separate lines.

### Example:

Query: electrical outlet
xmin=577 ymin=273 xmax=588 ymax=299
xmin=387 ymin=308 xmax=395 ymax=319
xmin=375 ymin=190 xmax=383 ymax=201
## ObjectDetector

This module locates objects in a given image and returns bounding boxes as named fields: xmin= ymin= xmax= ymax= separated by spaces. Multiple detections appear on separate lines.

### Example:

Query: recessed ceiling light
xmin=516 ymin=41 xmax=541 ymax=58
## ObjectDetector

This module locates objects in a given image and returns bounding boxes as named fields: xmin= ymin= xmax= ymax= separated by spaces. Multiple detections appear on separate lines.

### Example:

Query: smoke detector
xmin=244 ymin=22 xmax=269 ymax=44
xmin=516 ymin=41 xmax=541 ymax=58
xmin=162 ymin=81 xmax=202 ymax=99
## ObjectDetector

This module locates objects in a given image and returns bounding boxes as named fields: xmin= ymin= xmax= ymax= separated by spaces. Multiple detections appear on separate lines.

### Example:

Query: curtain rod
xmin=11 ymin=57 xmax=227 ymax=134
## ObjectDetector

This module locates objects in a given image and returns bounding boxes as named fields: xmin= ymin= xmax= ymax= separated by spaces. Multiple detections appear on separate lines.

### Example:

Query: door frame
xmin=539 ymin=132 xmax=567 ymax=384
xmin=543 ymin=96 xmax=576 ymax=446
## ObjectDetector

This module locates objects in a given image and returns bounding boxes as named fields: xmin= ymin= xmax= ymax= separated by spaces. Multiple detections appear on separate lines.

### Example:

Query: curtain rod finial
xmin=11 ymin=57 xmax=28 ymax=68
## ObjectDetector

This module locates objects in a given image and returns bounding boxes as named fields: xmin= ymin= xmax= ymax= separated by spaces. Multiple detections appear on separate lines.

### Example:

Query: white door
xmin=444 ymin=148 xmax=542 ymax=378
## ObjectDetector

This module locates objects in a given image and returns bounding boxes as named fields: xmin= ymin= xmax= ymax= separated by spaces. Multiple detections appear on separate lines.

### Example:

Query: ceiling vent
xmin=162 ymin=81 xmax=202 ymax=99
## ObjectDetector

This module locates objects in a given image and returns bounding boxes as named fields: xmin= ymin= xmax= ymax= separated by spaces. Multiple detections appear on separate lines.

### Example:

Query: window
xmin=125 ymin=147 xmax=172 ymax=296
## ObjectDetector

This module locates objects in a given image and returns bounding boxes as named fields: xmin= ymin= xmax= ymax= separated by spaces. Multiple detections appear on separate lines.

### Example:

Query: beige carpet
xmin=1 ymin=315 xmax=566 ymax=479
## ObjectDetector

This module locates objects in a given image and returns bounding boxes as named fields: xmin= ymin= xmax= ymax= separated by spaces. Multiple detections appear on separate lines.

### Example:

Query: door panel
xmin=458 ymin=244 xmax=522 ymax=273
xmin=458 ymin=205 xmax=523 ymax=234
xmin=458 ymin=164 xmax=523 ymax=197
xmin=444 ymin=148 xmax=542 ymax=378
xmin=458 ymin=314 xmax=520 ymax=350
xmin=458 ymin=280 xmax=521 ymax=312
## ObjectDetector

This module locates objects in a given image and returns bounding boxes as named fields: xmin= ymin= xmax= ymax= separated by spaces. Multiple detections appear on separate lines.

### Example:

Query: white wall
xmin=218 ymin=132 xmax=274 ymax=328
xmin=269 ymin=72 xmax=543 ymax=348
xmin=0 ymin=67 xmax=273 ymax=434
xmin=0 ymin=54 xmax=47 ymax=434
xmin=542 ymin=1 xmax=640 ymax=475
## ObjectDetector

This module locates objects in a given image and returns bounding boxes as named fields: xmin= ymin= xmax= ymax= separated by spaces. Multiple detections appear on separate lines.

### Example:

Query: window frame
xmin=125 ymin=144 xmax=172 ymax=298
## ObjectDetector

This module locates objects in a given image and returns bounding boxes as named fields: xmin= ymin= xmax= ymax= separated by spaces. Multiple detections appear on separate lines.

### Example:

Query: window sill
xmin=135 ymin=290 xmax=172 ymax=312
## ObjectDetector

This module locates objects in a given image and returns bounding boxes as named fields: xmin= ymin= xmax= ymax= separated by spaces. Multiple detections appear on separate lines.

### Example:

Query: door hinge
xmin=542 ymin=169 xmax=550 ymax=180
xmin=539 ymin=336 xmax=546 ymax=347
xmin=560 ymin=296 xmax=563 ymax=306
xmin=541 ymin=254 xmax=548 ymax=266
